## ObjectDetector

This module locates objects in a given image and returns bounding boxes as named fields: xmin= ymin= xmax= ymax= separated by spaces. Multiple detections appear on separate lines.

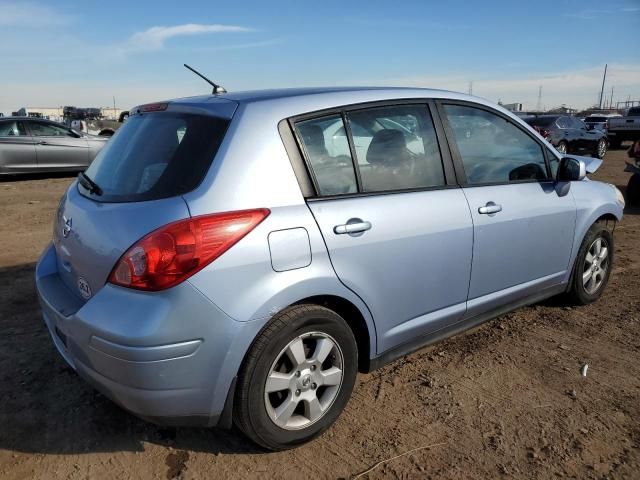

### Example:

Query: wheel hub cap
xmin=300 ymin=373 xmax=312 ymax=389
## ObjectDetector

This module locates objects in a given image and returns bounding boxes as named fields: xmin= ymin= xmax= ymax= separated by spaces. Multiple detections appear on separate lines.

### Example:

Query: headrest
xmin=299 ymin=124 xmax=327 ymax=157
xmin=366 ymin=129 xmax=408 ymax=165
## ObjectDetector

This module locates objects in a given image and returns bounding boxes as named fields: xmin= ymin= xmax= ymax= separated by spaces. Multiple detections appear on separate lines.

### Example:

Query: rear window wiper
xmin=78 ymin=171 xmax=103 ymax=196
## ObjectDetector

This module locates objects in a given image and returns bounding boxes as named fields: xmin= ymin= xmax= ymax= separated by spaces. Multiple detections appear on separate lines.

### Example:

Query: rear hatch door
xmin=53 ymin=99 xmax=236 ymax=302
xmin=53 ymin=189 xmax=190 ymax=301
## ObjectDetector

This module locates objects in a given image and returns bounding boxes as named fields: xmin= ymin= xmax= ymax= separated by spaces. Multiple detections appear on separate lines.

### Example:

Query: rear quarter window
xmin=80 ymin=112 xmax=229 ymax=202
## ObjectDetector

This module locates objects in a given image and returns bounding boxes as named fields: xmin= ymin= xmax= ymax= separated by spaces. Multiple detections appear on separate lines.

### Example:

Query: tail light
xmin=533 ymin=126 xmax=550 ymax=138
xmin=109 ymin=209 xmax=270 ymax=291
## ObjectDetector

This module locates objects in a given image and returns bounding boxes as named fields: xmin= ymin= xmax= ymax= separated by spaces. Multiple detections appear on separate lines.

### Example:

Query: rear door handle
xmin=334 ymin=220 xmax=372 ymax=235
xmin=38 ymin=141 xmax=48 ymax=145
xmin=478 ymin=202 xmax=502 ymax=215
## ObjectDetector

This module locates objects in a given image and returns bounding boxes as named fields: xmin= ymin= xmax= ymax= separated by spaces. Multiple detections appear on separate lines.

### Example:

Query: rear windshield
xmin=79 ymin=112 xmax=229 ymax=202
xmin=628 ymin=107 xmax=640 ymax=116
xmin=525 ymin=116 xmax=557 ymax=127
xmin=585 ymin=117 xmax=607 ymax=123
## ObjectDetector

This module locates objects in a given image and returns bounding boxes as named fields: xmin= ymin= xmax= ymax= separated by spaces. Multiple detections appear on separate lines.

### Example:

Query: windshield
xmin=79 ymin=112 xmax=229 ymax=202
xmin=585 ymin=117 xmax=607 ymax=123
xmin=628 ymin=107 xmax=640 ymax=116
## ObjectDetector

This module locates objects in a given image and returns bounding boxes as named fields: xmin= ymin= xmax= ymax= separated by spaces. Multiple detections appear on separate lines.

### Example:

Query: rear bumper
xmin=35 ymin=243 xmax=248 ymax=426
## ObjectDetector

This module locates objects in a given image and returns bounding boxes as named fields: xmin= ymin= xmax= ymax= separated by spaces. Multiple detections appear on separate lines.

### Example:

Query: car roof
xmin=162 ymin=86 xmax=511 ymax=117
xmin=219 ymin=86 xmax=451 ymax=102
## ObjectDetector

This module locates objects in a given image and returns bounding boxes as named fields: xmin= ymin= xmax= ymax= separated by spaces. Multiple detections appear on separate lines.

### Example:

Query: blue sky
xmin=1 ymin=0 xmax=639 ymax=113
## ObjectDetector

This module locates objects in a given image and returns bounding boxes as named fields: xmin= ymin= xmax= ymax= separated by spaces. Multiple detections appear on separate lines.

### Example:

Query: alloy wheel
xmin=597 ymin=139 xmax=607 ymax=158
xmin=583 ymin=237 xmax=609 ymax=295
xmin=264 ymin=332 xmax=344 ymax=430
xmin=557 ymin=142 xmax=567 ymax=154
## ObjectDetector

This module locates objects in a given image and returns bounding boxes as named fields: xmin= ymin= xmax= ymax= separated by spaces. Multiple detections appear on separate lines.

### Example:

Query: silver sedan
xmin=0 ymin=117 xmax=108 ymax=175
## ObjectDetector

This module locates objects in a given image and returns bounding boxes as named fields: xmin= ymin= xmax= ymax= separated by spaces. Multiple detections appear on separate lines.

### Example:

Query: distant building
xmin=547 ymin=105 xmax=577 ymax=115
xmin=11 ymin=106 xmax=125 ymax=122
xmin=12 ymin=107 xmax=64 ymax=121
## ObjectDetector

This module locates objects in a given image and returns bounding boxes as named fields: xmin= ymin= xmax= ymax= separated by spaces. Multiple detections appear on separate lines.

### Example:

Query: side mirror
xmin=557 ymin=157 xmax=586 ymax=182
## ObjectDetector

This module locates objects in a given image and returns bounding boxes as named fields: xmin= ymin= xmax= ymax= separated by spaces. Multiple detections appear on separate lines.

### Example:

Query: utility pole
xmin=536 ymin=85 xmax=542 ymax=112
xmin=468 ymin=81 xmax=473 ymax=95
xmin=609 ymin=86 xmax=614 ymax=110
xmin=113 ymin=96 xmax=117 ymax=120
xmin=598 ymin=64 xmax=607 ymax=109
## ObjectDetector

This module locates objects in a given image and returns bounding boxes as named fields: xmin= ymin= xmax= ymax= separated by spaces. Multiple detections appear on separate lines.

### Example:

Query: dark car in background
xmin=0 ymin=117 xmax=108 ymax=175
xmin=524 ymin=115 xmax=608 ymax=158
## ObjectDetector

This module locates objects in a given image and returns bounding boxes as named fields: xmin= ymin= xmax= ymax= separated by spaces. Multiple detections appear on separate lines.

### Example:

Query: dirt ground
xmin=0 ymin=148 xmax=638 ymax=480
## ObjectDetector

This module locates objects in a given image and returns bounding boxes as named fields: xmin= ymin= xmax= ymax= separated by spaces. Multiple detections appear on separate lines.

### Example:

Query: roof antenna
xmin=183 ymin=64 xmax=227 ymax=95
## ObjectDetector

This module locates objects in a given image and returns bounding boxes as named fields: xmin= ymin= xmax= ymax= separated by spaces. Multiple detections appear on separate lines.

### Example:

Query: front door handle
xmin=478 ymin=202 xmax=502 ymax=215
xmin=334 ymin=220 xmax=372 ymax=235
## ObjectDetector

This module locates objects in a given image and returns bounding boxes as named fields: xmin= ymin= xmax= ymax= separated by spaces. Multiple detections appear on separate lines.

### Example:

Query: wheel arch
xmin=565 ymin=204 xmax=621 ymax=287
xmin=292 ymin=294 xmax=373 ymax=373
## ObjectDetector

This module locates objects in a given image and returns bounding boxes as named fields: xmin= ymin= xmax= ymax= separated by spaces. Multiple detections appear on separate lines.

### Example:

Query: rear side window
xmin=294 ymin=104 xmax=445 ymax=196
xmin=295 ymin=115 xmax=358 ymax=195
xmin=346 ymin=105 xmax=445 ymax=192
xmin=80 ymin=112 xmax=229 ymax=202
xmin=444 ymin=104 xmax=548 ymax=184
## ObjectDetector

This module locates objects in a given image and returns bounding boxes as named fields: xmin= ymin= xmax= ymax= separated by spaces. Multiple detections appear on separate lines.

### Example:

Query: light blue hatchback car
xmin=36 ymin=87 xmax=624 ymax=450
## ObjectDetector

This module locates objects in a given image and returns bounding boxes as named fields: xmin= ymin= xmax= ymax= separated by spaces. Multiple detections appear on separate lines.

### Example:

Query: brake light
xmin=140 ymin=102 xmax=168 ymax=112
xmin=109 ymin=209 xmax=270 ymax=291
xmin=535 ymin=127 xmax=551 ymax=138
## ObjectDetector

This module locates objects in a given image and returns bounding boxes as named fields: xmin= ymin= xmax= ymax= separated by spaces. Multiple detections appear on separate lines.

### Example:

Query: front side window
xmin=556 ymin=117 xmax=571 ymax=129
xmin=295 ymin=115 xmax=358 ymax=196
xmin=28 ymin=121 xmax=74 ymax=137
xmin=444 ymin=104 xmax=548 ymax=184
xmin=0 ymin=121 xmax=27 ymax=137
xmin=346 ymin=105 xmax=445 ymax=192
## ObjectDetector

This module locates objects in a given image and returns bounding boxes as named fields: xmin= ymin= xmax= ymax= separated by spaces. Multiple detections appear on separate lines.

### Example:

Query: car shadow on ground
xmin=0 ymin=263 xmax=263 ymax=456
xmin=0 ymin=172 xmax=78 ymax=183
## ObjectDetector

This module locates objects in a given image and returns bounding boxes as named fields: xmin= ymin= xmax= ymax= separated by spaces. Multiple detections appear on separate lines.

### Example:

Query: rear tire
xmin=627 ymin=173 xmax=640 ymax=207
xmin=566 ymin=222 xmax=613 ymax=305
xmin=234 ymin=305 xmax=358 ymax=450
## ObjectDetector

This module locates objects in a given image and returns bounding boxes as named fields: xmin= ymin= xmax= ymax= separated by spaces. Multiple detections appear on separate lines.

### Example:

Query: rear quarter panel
xmin=183 ymin=102 xmax=378 ymax=356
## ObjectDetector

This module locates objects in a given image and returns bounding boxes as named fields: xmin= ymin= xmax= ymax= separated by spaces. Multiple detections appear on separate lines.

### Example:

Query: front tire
xmin=234 ymin=305 xmax=358 ymax=450
xmin=594 ymin=138 xmax=607 ymax=159
xmin=566 ymin=222 xmax=614 ymax=305
xmin=556 ymin=141 xmax=568 ymax=155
